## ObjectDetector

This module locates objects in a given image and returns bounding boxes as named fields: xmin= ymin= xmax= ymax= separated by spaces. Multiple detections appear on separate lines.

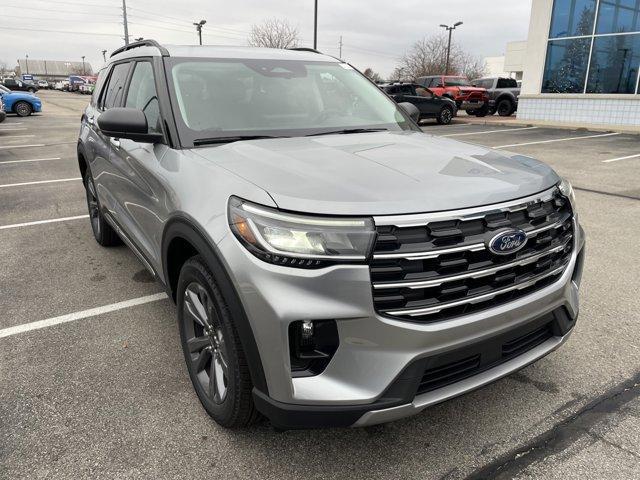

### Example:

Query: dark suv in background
xmin=2 ymin=78 xmax=38 ymax=93
xmin=380 ymin=82 xmax=457 ymax=124
xmin=472 ymin=77 xmax=521 ymax=117
xmin=416 ymin=75 xmax=489 ymax=115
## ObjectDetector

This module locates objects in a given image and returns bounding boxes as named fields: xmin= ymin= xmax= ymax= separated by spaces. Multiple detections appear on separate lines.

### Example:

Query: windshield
xmin=166 ymin=58 xmax=418 ymax=145
xmin=444 ymin=78 xmax=472 ymax=87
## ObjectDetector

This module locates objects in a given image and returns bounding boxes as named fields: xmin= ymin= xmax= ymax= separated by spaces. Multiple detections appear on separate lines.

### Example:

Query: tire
xmin=436 ymin=106 xmax=454 ymax=125
xmin=14 ymin=101 xmax=33 ymax=117
xmin=177 ymin=256 xmax=259 ymax=428
xmin=84 ymin=168 xmax=121 ymax=246
xmin=27 ymin=88 xmax=36 ymax=93
xmin=489 ymin=107 xmax=497 ymax=115
xmin=466 ymin=108 xmax=477 ymax=116
xmin=497 ymin=98 xmax=516 ymax=117
xmin=474 ymin=104 xmax=490 ymax=117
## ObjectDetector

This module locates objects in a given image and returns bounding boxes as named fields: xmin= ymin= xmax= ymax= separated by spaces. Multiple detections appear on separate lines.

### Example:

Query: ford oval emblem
xmin=488 ymin=229 xmax=528 ymax=255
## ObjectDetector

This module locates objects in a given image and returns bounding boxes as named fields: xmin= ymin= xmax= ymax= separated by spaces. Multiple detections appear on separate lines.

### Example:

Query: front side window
xmin=166 ymin=58 xmax=418 ymax=146
xmin=586 ymin=33 xmax=640 ymax=93
xmin=549 ymin=0 xmax=597 ymax=38
xmin=100 ymin=62 xmax=131 ymax=110
xmin=125 ymin=61 xmax=161 ymax=133
xmin=542 ymin=38 xmax=592 ymax=93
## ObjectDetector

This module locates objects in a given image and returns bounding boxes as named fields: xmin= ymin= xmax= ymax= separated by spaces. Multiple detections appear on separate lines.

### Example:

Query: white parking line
xmin=0 ymin=144 xmax=45 ymax=150
xmin=0 ymin=135 xmax=36 ymax=139
xmin=0 ymin=214 xmax=89 ymax=230
xmin=0 ymin=127 xmax=28 ymax=131
xmin=602 ymin=153 xmax=640 ymax=163
xmin=0 ymin=157 xmax=63 ymax=165
xmin=442 ymin=127 xmax=539 ymax=137
xmin=0 ymin=177 xmax=81 ymax=188
xmin=0 ymin=293 xmax=168 ymax=339
xmin=494 ymin=132 xmax=620 ymax=149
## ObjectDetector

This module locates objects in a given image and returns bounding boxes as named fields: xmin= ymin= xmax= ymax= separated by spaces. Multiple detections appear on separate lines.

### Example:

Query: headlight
xmin=558 ymin=178 xmax=579 ymax=220
xmin=228 ymin=197 xmax=377 ymax=268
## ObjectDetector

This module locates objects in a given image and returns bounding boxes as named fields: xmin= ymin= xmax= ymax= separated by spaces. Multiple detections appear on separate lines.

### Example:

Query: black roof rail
xmin=288 ymin=47 xmax=322 ymax=54
xmin=110 ymin=39 xmax=169 ymax=58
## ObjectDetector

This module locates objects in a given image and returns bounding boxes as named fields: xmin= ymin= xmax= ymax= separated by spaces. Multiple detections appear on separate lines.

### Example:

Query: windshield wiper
xmin=306 ymin=128 xmax=389 ymax=137
xmin=193 ymin=135 xmax=286 ymax=146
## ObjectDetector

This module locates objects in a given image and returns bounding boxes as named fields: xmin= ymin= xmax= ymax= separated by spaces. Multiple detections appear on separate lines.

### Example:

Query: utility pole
xmin=339 ymin=35 xmax=343 ymax=58
xmin=102 ymin=50 xmax=107 ymax=62
xmin=313 ymin=0 xmax=318 ymax=49
xmin=440 ymin=21 xmax=463 ymax=75
xmin=193 ymin=20 xmax=206 ymax=45
xmin=81 ymin=56 xmax=86 ymax=75
xmin=122 ymin=0 xmax=130 ymax=45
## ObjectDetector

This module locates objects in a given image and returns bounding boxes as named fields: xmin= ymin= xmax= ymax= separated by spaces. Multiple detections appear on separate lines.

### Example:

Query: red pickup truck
xmin=416 ymin=75 xmax=489 ymax=116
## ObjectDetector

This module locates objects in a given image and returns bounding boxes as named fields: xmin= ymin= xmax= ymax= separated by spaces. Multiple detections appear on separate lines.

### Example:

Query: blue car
xmin=0 ymin=85 xmax=42 ymax=117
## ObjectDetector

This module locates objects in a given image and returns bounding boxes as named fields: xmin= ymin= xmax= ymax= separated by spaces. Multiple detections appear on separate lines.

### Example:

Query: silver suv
xmin=77 ymin=40 xmax=585 ymax=429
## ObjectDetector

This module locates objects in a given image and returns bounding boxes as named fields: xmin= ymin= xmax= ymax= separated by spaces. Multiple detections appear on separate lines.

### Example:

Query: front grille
xmin=370 ymin=188 xmax=574 ymax=322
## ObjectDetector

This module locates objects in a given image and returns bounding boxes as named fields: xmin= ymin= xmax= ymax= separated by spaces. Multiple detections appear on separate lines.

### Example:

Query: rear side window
xmin=125 ymin=61 xmax=161 ymax=133
xmin=100 ymin=62 xmax=131 ymax=110
xmin=497 ymin=78 xmax=518 ymax=89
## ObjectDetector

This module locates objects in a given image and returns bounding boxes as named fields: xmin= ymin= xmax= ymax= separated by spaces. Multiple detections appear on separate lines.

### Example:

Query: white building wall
xmin=504 ymin=41 xmax=527 ymax=79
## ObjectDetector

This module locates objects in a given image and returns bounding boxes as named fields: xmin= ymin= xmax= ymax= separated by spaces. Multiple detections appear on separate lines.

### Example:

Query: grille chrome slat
xmin=373 ymin=238 xmax=571 ymax=290
xmin=385 ymin=263 xmax=568 ymax=317
xmin=370 ymin=187 xmax=574 ymax=322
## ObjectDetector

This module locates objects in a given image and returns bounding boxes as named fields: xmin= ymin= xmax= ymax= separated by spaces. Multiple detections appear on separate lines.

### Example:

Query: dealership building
xmin=518 ymin=0 xmax=640 ymax=129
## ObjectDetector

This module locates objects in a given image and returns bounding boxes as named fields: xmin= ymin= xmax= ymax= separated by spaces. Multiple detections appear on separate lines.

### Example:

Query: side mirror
xmin=398 ymin=102 xmax=420 ymax=123
xmin=97 ymin=108 xmax=163 ymax=143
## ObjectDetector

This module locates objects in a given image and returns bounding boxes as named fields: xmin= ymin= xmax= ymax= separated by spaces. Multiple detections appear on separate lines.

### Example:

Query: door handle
xmin=110 ymin=138 xmax=121 ymax=148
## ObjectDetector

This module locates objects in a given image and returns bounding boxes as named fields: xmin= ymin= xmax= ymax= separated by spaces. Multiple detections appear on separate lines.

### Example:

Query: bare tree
xmin=248 ymin=18 xmax=300 ymax=49
xmin=363 ymin=68 xmax=383 ymax=83
xmin=396 ymin=34 xmax=486 ymax=80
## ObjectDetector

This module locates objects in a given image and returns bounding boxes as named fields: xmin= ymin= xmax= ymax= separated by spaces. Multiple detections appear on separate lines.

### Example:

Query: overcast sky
xmin=3 ymin=0 xmax=532 ymax=77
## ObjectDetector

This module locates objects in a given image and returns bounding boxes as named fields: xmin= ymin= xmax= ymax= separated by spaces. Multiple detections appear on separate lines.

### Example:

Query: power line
xmin=0 ymin=25 xmax=122 ymax=37
xmin=4 ymin=5 xmax=121 ymax=17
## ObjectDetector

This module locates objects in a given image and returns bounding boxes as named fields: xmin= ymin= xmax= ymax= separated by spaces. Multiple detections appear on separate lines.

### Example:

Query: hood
xmin=3 ymin=92 xmax=39 ymax=101
xmin=191 ymin=131 xmax=559 ymax=216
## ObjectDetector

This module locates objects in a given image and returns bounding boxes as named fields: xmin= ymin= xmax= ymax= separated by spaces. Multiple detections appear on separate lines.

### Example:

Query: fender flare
xmin=161 ymin=215 xmax=269 ymax=395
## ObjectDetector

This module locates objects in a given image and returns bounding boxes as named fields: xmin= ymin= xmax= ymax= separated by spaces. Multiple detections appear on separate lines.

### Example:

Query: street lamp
xmin=102 ymin=50 xmax=107 ymax=62
xmin=193 ymin=20 xmax=206 ymax=45
xmin=81 ymin=56 xmax=86 ymax=75
xmin=25 ymin=54 xmax=29 ymax=75
xmin=440 ymin=21 xmax=463 ymax=75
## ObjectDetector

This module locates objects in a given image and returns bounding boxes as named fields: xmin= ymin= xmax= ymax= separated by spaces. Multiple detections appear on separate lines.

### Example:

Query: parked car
xmin=79 ymin=83 xmax=95 ymax=95
xmin=0 ymin=96 xmax=6 ymax=123
xmin=2 ymin=77 xmax=39 ymax=93
xmin=78 ymin=40 xmax=584 ymax=430
xmin=0 ymin=85 xmax=42 ymax=116
xmin=379 ymin=82 xmax=457 ymax=124
xmin=416 ymin=75 xmax=489 ymax=116
xmin=472 ymin=77 xmax=521 ymax=116
xmin=37 ymin=80 xmax=50 ymax=89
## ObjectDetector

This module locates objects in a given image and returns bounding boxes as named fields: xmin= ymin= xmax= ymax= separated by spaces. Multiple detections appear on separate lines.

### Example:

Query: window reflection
xmin=542 ymin=38 xmax=591 ymax=93
xmin=597 ymin=0 xmax=640 ymax=34
xmin=587 ymin=34 xmax=640 ymax=93
xmin=549 ymin=0 xmax=597 ymax=38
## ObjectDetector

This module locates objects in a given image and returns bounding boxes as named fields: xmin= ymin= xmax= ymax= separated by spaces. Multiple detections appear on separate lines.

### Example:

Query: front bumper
xmin=458 ymin=99 xmax=486 ymax=110
xmin=218 ymin=220 xmax=585 ymax=429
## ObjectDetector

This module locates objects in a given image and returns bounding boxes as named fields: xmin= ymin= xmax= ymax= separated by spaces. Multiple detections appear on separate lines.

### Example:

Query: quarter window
xmin=125 ymin=61 xmax=161 ymax=133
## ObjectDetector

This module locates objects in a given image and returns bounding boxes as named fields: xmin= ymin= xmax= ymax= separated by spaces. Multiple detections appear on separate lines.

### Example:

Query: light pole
xmin=102 ymin=50 xmax=107 ymax=62
xmin=81 ymin=56 xmax=86 ymax=75
xmin=439 ymin=21 xmax=463 ymax=75
xmin=25 ymin=54 xmax=29 ymax=75
xmin=313 ymin=0 xmax=318 ymax=49
xmin=193 ymin=20 xmax=206 ymax=45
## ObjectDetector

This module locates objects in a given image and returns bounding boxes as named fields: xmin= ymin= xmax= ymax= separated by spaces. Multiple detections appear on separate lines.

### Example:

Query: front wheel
xmin=497 ymin=99 xmax=515 ymax=117
xmin=436 ymin=106 xmax=454 ymax=125
xmin=14 ymin=101 xmax=33 ymax=117
xmin=178 ymin=256 xmax=259 ymax=428
xmin=84 ymin=168 xmax=121 ymax=246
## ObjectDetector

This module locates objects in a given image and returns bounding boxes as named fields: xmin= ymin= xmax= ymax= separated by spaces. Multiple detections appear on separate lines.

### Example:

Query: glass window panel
xmin=542 ymin=38 xmax=592 ymax=92
xmin=586 ymin=33 xmax=640 ymax=93
xmin=550 ymin=0 xmax=597 ymax=38
xmin=596 ymin=0 xmax=640 ymax=34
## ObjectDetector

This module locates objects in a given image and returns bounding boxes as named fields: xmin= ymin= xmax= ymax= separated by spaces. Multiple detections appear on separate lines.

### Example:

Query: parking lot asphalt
xmin=1 ymin=91 xmax=639 ymax=479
